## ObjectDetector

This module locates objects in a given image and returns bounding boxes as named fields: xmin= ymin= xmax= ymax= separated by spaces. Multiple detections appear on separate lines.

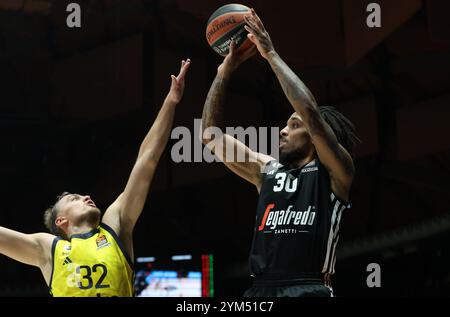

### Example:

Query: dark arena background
xmin=1 ymin=0 xmax=450 ymax=297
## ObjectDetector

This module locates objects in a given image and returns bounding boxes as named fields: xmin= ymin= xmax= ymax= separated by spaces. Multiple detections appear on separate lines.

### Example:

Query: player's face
xmin=279 ymin=113 xmax=313 ymax=163
xmin=55 ymin=194 xmax=101 ymax=227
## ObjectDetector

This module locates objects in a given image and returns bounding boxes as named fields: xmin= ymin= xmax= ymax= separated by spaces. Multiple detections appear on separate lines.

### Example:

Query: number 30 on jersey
xmin=273 ymin=173 xmax=298 ymax=193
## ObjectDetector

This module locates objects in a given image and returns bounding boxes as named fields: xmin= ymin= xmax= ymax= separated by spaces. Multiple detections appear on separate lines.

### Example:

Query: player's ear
xmin=55 ymin=216 xmax=68 ymax=228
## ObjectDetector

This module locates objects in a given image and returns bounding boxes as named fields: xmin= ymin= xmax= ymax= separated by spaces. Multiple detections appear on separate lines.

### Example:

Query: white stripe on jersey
xmin=330 ymin=236 xmax=340 ymax=274
xmin=334 ymin=205 xmax=344 ymax=237
xmin=322 ymin=197 xmax=341 ymax=273
xmin=327 ymin=205 xmax=345 ymax=273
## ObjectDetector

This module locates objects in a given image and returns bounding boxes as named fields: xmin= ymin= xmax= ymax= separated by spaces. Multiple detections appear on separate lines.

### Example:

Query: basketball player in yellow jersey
xmin=0 ymin=59 xmax=191 ymax=297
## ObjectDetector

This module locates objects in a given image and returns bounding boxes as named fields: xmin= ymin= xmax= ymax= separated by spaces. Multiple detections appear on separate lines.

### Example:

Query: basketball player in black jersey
xmin=201 ymin=9 xmax=360 ymax=297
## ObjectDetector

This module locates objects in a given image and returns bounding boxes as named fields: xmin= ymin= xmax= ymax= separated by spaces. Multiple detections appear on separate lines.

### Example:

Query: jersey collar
xmin=69 ymin=227 xmax=99 ymax=240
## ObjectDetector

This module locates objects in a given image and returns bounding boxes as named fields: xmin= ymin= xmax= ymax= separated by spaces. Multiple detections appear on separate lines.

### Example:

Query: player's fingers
xmin=245 ymin=14 xmax=260 ymax=32
xmin=244 ymin=19 xmax=263 ymax=37
xmin=171 ymin=75 xmax=177 ymax=86
xmin=229 ymin=38 xmax=237 ymax=55
xmin=251 ymin=8 xmax=266 ymax=31
xmin=246 ymin=32 xmax=257 ymax=44
xmin=178 ymin=59 xmax=191 ymax=79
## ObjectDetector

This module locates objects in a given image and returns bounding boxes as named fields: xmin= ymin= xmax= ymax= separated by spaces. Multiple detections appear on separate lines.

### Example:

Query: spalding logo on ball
xmin=206 ymin=3 xmax=254 ymax=56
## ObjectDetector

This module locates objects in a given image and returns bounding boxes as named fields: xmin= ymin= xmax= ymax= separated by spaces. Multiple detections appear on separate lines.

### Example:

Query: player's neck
xmin=67 ymin=222 xmax=98 ymax=238
xmin=288 ymin=153 xmax=316 ymax=170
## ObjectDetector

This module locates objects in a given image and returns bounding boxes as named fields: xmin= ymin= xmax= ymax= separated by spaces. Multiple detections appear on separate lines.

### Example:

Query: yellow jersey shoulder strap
xmin=48 ymin=236 xmax=63 ymax=295
xmin=98 ymin=223 xmax=133 ymax=268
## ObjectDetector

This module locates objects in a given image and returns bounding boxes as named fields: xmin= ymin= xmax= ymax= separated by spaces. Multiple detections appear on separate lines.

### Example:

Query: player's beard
xmin=279 ymin=146 xmax=309 ymax=168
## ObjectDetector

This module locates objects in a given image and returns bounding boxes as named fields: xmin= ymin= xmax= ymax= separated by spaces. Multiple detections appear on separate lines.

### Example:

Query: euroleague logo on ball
xmin=206 ymin=3 xmax=254 ymax=56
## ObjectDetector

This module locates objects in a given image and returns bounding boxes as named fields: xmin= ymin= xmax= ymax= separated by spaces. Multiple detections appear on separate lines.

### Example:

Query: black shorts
xmin=243 ymin=277 xmax=333 ymax=297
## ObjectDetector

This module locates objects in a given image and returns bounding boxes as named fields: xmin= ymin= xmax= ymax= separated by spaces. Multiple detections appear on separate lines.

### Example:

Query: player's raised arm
xmin=244 ymin=9 xmax=357 ymax=201
xmin=201 ymin=41 xmax=273 ymax=191
xmin=102 ymin=59 xmax=191 ymax=258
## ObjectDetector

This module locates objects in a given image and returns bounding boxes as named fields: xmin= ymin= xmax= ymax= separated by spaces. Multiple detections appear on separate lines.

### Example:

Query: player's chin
xmin=87 ymin=207 xmax=102 ymax=216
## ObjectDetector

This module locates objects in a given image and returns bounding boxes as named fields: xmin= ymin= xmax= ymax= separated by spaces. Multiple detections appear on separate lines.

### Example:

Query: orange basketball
xmin=206 ymin=4 xmax=254 ymax=56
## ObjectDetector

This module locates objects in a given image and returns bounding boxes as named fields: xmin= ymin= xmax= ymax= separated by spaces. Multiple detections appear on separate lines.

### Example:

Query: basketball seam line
xmin=207 ymin=7 xmax=250 ymax=25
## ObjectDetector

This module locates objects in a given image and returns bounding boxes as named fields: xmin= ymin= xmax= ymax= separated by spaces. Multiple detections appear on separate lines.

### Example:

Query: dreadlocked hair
xmin=319 ymin=106 xmax=361 ymax=157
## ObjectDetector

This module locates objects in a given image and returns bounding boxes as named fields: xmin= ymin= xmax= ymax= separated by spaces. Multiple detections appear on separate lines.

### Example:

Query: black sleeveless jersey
xmin=249 ymin=159 xmax=350 ymax=280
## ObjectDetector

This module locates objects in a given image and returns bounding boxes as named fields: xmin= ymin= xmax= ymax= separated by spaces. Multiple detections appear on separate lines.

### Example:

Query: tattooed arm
xmin=202 ymin=41 xmax=272 ymax=191
xmin=244 ymin=9 xmax=354 ymax=202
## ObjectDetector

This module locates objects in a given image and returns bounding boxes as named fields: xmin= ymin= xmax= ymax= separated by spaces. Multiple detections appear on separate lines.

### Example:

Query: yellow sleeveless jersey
xmin=49 ymin=223 xmax=134 ymax=297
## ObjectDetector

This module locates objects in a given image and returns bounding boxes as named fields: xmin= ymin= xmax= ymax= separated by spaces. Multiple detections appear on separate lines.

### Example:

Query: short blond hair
xmin=43 ymin=192 xmax=71 ymax=237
